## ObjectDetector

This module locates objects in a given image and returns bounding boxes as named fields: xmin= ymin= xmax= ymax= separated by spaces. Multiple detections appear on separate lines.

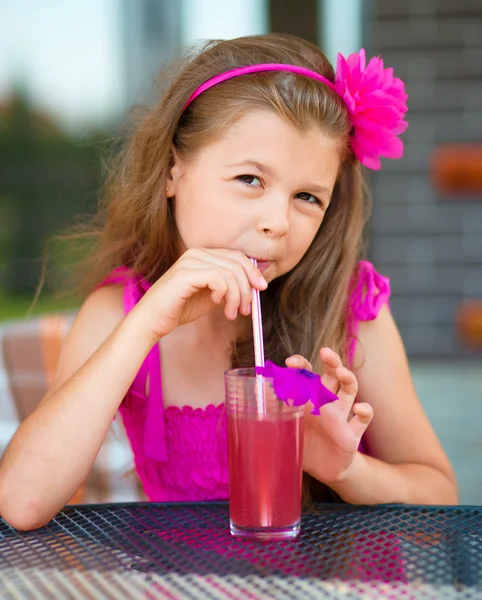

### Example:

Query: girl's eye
xmin=296 ymin=192 xmax=322 ymax=206
xmin=237 ymin=174 xmax=262 ymax=188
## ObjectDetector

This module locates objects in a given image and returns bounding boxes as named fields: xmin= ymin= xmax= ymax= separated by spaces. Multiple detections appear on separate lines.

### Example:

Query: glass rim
xmin=224 ymin=367 xmax=305 ymax=415
xmin=224 ymin=367 xmax=272 ymax=380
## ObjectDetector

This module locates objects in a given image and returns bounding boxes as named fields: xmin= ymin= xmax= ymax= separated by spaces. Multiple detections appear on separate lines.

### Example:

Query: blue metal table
xmin=1 ymin=502 xmax=481 ymax=599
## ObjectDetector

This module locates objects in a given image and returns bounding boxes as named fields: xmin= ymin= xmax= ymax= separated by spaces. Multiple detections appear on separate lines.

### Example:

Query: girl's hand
xmin=285 ymin=348 xmax=373 ymax=485
xmin=139 ymin=248 xmax=267 ymax=340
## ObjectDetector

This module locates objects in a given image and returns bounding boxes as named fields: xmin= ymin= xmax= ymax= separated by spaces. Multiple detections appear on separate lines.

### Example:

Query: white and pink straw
xmin=250 ymin=258 xmax=266 ymax=416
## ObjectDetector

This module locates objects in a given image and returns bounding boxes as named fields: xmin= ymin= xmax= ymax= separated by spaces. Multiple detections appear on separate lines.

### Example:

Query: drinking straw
xmin=250 ymin=259 xmax=270 ymax=527
xmin=250 ymin=259 xmax=266 ymax=416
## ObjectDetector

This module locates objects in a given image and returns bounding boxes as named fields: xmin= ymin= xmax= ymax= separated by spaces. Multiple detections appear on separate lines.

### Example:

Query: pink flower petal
xmin=336 ymin=48 xmax=408 ymax=169
xmin=392 ymin=120 xmax=409 ymax=135
xmin=356 ymin=129 xmax=404 ymax=158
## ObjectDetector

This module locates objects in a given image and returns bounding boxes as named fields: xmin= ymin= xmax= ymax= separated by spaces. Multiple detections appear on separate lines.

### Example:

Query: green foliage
xmin=0 ymin=89 xmax=115 ymax=296
xmin=0 ymin=294 xmax=79 ymax=323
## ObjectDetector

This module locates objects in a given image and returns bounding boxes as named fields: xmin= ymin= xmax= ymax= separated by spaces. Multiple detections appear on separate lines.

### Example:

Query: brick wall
xmin=365 ymin=0 xmax=482 ymax=357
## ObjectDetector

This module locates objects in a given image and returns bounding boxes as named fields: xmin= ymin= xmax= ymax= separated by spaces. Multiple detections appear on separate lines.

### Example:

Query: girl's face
xmin=169 ymin=110 xmax=341 ymax=282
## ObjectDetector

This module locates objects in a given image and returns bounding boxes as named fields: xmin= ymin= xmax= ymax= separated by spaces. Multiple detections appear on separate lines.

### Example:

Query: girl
xmin=0 ymin=34 xmax=457 ymax=530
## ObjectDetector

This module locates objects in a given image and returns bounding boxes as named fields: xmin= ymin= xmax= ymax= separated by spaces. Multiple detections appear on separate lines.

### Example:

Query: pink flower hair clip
xmin=182 ymin=49 xmax=408 ymax=171
xmin=335 ymin=49 xmax=408 ymax=170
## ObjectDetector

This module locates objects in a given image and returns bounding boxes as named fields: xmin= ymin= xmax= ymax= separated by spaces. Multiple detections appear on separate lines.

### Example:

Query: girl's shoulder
xmin=47 ymin=266 xmax=145 ymax=397
xmin=349 ymin=260 xmax=391 ymax=323
xmin=46 ymin=279 xmax=126 ymax=398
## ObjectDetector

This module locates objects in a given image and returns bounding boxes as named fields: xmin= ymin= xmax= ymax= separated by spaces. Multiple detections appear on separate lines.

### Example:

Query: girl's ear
xmin=166 ymin=145 xmax=184 ymax=195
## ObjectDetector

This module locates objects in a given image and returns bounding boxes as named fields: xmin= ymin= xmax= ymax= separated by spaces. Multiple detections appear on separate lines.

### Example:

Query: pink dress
xmin=100 ymin=260 xmax=390 ymax=502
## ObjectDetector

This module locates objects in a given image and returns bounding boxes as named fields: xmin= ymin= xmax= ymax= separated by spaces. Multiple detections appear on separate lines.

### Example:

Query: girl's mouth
xmin=255 ymin=260 xmax=272 ymax=273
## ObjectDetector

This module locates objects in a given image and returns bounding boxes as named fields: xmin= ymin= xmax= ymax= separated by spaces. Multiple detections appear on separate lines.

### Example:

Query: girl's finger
xmin=348 ymin=402 xmax=374 ymax=439
xmin=204 ymin=251 xmax=254 ymax=316
xmin=181 ymin=251 xmax=250 ymax=318
xmin=217 ymin=268 xmax=241 ymax=320
xmin=320 ymin=347 xmax=343 ymax=394
xmin=205 ymin=249 xmax=268 ymax=290
xmin=203 ymin=249 xmax=267 ymax=316
xmin=208 ymin=274 xmax=228 ymax=306
xmin=285 ymin=355 xmax=313 ymax=371
xmin=334 ymin=366 xmax=358 ymax=416
xmin=225 ymin=262 xmax=252 ymax=317
xmin=196 ymin=267 xmax=238 ymax=318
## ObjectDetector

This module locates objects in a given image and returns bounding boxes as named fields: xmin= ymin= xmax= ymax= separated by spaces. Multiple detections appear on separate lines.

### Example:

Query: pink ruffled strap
xmin=347 ymin=261 xmax=391 ymax=364
xmin=142 ymin=343 xmax=168 ymax=462
xmin=350 ymin=260 xmax=391 ymax=321
xmin=96 ymin=266 xmax=147 ymax=313
xmin=97 ymin=267 xmax=168 ymax=463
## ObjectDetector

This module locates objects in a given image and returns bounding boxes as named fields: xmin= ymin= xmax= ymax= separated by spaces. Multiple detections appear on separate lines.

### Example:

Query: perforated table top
xmin=1 ymin=502 xmax=481 ymax=599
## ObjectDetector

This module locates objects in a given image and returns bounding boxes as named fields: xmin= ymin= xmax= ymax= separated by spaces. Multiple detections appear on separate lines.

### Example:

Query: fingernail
xmin=259 ymin=276 xmax=268 ymax=288
xmin=246 ymin=304 xmax=251 ymax=315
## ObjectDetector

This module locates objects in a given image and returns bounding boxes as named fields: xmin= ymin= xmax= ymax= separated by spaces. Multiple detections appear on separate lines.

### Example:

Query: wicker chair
xmin=0 ymin=312 xmax=144 ymax=504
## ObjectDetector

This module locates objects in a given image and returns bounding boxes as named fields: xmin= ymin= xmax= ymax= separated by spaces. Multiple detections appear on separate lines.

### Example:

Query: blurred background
xmin=1 ymin=0 xmax=481 ymax=502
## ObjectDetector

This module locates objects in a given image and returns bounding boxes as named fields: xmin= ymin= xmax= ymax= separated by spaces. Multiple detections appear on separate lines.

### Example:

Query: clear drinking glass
xmin=225 ymin=367 xmax=304 ymax=540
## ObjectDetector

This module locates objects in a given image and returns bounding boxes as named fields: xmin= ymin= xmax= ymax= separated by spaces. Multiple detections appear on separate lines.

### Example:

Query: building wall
xmin=121 ymin=0 xmax=182 ymax=109
xmin=121 ymin=0 xmax=268 ymax=111
xmin=366 ymin=0 xmax=482 ymax=357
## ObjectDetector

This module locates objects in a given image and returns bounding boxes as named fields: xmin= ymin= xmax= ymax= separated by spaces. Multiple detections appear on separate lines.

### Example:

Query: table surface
xmin=1 ymin=502 xmax=481 ymax=599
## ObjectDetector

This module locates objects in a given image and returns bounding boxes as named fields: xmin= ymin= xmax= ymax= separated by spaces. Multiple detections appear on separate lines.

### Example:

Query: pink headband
xmin=182 ymin=49 xmax=408 ymax=171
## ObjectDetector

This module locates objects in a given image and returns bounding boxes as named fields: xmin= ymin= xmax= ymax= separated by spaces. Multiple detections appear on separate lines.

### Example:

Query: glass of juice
xmin=225 ymin=367 xmax=304 ymax=540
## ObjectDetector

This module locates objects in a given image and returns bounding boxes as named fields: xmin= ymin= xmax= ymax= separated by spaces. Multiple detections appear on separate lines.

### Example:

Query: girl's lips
xmin=249 ymin=256 xmax=273 ymax=273
xmin=256 ymin=260 xmax=272 ymax=273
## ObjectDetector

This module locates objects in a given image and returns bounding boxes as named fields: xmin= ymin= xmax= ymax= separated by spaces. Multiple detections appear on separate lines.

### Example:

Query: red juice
xmin=227 ymin=410 xmax=304 ymax=533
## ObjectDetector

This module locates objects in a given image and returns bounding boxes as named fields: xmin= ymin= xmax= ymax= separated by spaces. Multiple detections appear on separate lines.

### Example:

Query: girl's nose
xmin=256 ymin=197 xmax=290 ymax=238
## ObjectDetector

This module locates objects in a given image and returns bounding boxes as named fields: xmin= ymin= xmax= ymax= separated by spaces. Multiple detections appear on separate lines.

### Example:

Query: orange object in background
xmin=432 ymin=144 xmax=482 ymax=350
xmin=431 ymin=145 xmax=482 ymax=196
xmin=456 ymin=301 xmax=482 ymax=349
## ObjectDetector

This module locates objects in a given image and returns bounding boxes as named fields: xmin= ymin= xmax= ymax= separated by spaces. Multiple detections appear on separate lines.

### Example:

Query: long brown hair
xmin=75 ymin=33 xmax=371 ymax=503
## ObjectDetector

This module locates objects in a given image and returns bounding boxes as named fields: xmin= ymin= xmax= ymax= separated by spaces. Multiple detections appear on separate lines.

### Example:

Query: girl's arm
xmin=330 ymin=305 xmax=458 ymax=505
xmin=0 ymin=249 xmax=266 ymax=530
xmin=0 ymin=285 xmax=156 ymax=530
xmin=291 ymin=306 xmax=457 ymax=504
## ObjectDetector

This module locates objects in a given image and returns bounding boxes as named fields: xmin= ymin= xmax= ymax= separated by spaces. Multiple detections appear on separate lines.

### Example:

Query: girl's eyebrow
xmin=227 ymin=160 xmax=275 ymax=176
xmin=227 ymin=160 xmax=332 ymax=196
